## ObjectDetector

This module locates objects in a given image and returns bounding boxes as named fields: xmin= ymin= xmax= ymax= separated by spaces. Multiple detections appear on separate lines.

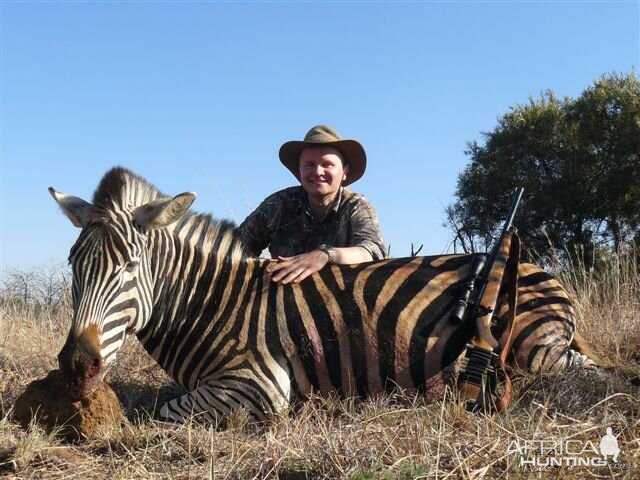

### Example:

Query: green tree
xmin=447 ymin=72 xmax=640 ymax=265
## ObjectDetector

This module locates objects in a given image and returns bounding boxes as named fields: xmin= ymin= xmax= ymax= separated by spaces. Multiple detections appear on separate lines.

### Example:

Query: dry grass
xmin=556 ymin=249 xmax=640 ymax=366
xmin=1 ymin=255 xmax=639 ymax=479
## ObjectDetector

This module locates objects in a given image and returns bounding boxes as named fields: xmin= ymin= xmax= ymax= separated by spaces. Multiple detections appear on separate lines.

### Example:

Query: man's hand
xmin=266 ymin=250 xmax=329 ymax=284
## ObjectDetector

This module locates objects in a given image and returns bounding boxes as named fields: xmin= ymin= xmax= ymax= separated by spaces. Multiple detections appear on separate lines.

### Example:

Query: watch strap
xmin=318 ymin=244 xmax=336 ymax=264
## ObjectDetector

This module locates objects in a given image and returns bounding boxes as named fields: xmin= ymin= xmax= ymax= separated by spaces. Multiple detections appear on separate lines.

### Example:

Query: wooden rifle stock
xmin=457 ymin=187 xmax=524 ymax=412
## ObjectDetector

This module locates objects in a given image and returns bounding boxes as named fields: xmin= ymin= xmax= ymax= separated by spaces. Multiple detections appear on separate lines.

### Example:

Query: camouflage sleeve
xmin=348 ymin=195 xmax=387 ymax=260
xmin=235 ymin=192 xmax=282 ymax=257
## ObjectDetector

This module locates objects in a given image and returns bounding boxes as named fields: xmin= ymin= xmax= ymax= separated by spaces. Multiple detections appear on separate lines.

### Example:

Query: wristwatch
xmin=318 ymin=244 xmax=336 ymax=264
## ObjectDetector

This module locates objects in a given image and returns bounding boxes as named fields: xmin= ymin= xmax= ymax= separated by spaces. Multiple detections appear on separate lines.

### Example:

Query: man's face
xmin=299 ymin=146 xmax=348 ymax=199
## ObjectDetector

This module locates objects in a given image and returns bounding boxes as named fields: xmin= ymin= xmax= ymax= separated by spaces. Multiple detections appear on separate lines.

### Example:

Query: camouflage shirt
xmin=236 ymin=186 xmax=386 ymax=260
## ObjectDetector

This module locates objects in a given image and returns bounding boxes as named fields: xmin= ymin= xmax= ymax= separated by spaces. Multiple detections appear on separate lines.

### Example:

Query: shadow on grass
xmin=108 ymin=379 xmax=186 ymax=422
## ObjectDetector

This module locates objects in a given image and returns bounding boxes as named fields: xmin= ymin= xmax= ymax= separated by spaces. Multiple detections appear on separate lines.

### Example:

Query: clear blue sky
xmin=1 ymin=1 xmax=638 ymax=272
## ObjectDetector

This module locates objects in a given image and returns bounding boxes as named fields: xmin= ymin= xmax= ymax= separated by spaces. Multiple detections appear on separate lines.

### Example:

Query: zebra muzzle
xmin=58 ymin=326 xmax=104 ymax=400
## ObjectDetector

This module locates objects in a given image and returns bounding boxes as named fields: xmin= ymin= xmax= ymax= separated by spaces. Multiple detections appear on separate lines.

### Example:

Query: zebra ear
xmin=49 ymin=187 xmax=93 ymax=228
xmin=134 ymin=192 xmax=196 ymax=229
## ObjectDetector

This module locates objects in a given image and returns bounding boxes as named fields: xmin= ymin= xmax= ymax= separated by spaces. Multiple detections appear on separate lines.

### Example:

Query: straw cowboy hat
xmin=279 ymin=125 xmax=367 ymax=186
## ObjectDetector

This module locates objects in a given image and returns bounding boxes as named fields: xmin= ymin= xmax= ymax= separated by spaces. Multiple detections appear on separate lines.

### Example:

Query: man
xmin=237 ymin=125 xmax=386 ymax=284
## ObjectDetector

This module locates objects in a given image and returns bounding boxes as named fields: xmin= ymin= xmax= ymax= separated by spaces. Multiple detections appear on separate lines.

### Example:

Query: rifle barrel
xmin=503 ymin=187 xmax=524 ymax=234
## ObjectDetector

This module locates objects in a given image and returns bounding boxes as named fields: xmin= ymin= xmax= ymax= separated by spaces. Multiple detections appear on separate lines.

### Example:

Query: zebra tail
xmin=571 ymin=331 xmax=640 ymax=385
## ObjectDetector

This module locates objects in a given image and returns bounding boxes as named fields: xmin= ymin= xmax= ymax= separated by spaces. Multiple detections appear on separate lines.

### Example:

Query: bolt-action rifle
xmin=454 ymin=187 xmax=524 ymax=412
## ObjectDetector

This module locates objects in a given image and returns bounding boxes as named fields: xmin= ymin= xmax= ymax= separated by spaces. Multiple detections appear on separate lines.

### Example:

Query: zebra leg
xmin=519 ymin=331 xmax=603 ymax=374
xmin=553 ymin=345 xmax=600 ymax=372
xmin=529 ymin=331 xmax=640 ymax=385
xmin=567 ymin=332 xmax=640 ymax=384
xmin=158 ymin=378 xmax=290 ymax=423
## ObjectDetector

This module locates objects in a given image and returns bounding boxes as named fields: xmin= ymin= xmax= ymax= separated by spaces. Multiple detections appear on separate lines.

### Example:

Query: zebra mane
xmin=92 ymin=167 xmax=248 ymax=261
xmin=92 ymin=166 xmax=163 ymax=208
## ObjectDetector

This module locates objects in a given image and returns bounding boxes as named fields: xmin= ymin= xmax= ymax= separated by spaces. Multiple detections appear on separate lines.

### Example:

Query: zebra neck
xmin=136 ymin=228 xmax=261 ymax=379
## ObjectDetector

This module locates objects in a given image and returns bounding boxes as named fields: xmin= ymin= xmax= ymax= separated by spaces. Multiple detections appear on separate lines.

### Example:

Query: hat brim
xmin=279 ymin=139 xmax=366 ymax=186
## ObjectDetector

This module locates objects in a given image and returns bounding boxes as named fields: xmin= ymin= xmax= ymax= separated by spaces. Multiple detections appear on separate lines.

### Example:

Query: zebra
xmin=49 ymin=167 xmax=618 ymax=422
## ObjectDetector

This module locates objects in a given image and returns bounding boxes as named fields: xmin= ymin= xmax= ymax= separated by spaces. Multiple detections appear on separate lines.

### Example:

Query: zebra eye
xmin=124 ymin=260 xmax=139 ymax=273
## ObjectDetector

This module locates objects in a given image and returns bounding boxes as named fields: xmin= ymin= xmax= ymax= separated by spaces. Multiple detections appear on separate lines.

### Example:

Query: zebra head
xmin=49 ymin=175 xmax=195 ymax=399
